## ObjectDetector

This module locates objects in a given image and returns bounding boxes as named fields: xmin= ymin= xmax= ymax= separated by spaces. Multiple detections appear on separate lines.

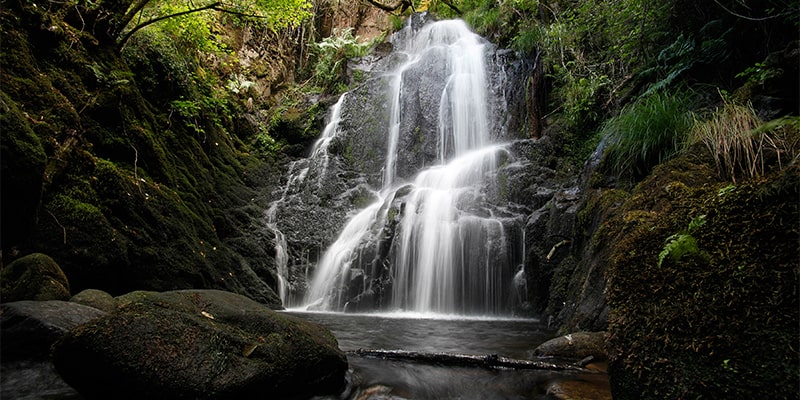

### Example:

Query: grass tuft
xmin=602 ymin=91 xmax=694 ymax=179
xmin=690 ymin=99 xmax=799 ymax=182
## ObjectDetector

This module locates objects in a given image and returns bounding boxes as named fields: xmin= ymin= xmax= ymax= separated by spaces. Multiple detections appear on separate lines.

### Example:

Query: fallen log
xmin=349 ymin=349 xmax=597 ymax=372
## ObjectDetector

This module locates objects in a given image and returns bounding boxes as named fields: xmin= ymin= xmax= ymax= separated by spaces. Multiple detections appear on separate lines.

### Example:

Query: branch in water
xmin=350 ymin=349 xmax=597 ymax=372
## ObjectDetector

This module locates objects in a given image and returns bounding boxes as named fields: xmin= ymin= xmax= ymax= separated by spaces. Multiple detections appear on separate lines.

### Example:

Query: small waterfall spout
xmin=301 ymin=16 xmax=526 ymax=315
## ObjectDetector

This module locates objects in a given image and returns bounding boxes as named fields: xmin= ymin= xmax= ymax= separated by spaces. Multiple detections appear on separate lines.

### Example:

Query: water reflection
xmin=289 ymin=311 xmax=551 ymax=359
xmin=289 ymin=312 xmax=602 ymax=400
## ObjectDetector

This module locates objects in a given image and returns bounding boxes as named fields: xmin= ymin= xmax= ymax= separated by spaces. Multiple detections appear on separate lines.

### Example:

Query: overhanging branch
xmin=439 ymin=0 xmax=462 ymax=15
xmin=362 ymin=0 xmax=414 ymax=13
xmin=117 ymin=1 xmax=221 ymax=49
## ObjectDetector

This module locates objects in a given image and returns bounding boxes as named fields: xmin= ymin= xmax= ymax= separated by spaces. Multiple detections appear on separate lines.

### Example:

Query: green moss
xmin=0 ymin=253 xmax=71 ymax=301
xmin=0 ymin=91 xmax=48 ymax=251
xmin=603 ymin=155 xmax=799 ymax=399
xmin=575 ymin=188 xmax=629 ymax=250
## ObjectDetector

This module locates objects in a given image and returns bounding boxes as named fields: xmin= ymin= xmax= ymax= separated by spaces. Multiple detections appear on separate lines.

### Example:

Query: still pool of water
xmin=288 ymin=311 xmax=607 ymax=400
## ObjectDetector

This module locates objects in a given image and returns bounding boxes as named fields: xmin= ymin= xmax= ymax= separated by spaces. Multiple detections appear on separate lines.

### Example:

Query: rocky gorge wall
xmin=1 ymin=1 xmax=283 ymax=306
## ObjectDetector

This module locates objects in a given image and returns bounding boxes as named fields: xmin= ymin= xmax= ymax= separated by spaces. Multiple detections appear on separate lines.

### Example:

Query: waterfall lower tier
xmin=305 ymin=145 xmax=523 ymax=314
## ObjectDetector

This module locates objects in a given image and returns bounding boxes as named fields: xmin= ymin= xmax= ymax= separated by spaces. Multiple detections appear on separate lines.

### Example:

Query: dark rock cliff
xmin=1 ymin=1 xmax=281 ymax=307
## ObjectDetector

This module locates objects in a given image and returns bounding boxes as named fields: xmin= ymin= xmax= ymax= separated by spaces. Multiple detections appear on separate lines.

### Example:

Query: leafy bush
xmin=309 ymin=28 xmax=379 ymax=93
xmin=602 ymin=91 xmax=694 ymax=179
xmin=690 ymin=99 xmax=800 ymax=182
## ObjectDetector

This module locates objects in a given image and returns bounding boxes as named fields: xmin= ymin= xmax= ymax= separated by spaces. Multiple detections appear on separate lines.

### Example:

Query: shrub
xmin=309 ymin=28 xmax=379 ymax=93
xmin=602 ymin=91 xmax=694 ymax=179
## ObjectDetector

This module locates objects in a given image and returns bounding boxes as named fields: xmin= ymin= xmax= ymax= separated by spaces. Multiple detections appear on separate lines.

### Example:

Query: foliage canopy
xmin=116 ymin=0 xmax=313 ymax=48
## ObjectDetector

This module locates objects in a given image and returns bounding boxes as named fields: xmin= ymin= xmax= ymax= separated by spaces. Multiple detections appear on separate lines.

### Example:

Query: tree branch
xmin=117 ymin=1 xmax=222 ymax=49
xmin=362 ymin=0 xmax=414 ymax=14
xmin=118 ymin=0 xmax=152 ymax=37
xmin=351 ymin=349 xmax=596 ymax=372
xmin=438 ymin=0 xmax=461 ymax=15
xmin=209 ymin=4 xmax=279 ymax=20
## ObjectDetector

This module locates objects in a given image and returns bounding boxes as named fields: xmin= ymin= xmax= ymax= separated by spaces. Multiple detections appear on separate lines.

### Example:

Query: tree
xmin=114 ymin=0 xmax=312 ymax=49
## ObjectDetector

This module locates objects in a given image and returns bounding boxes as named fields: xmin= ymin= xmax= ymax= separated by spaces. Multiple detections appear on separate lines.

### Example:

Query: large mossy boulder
xmin=0 ymin=253 xmax=71 ymax=302
xmin=52 ymin=289 xmax=348 ymax=399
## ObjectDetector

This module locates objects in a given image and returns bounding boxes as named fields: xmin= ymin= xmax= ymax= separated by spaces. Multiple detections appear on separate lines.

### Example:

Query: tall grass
xmin=602 ymin=91 xmax=694 ymax=179
xmin=690 ymin=100 xmax=799 ymax=182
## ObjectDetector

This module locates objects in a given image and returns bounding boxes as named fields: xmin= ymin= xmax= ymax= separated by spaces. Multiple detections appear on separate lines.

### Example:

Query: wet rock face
xmin=52 ymin=289 xmax=348 ymax=400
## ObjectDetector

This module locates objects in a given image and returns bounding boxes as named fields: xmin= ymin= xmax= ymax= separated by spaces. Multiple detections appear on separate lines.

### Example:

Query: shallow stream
xmin=289 ymin=311 xmax=607 ymax=400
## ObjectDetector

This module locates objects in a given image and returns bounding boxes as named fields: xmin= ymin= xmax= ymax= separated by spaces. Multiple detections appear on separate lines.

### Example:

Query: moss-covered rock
xmin=52 ymin=289 xmax=348 ymax=399
xmin=70 ymin=288 xmax=118 ymax=313
xmin=0 ymin=253 xmax=71 ymax=302
xmin=601 ymin=155 xmax=799 ymax=399
xmin=0 ymin=91 xmax=47 ymax=255
xmin=534 ymin=331 xmax=607 ymax=361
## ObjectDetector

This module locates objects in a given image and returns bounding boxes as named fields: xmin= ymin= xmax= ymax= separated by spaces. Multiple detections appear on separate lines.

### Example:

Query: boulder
xmin=70 ymin=288 xmax=118 ymax=312
xmin=0 ymin=300 xmax=107 ymax=361
xmin=1 ymin=300 xmax=106 ymax=400
xmin=0 ymin=253 xmax=70 ymax=302
xmin=533 ymin=331 xmax=607 ymax=361
xmin=52 ymin=289 xmax=348 ymax=399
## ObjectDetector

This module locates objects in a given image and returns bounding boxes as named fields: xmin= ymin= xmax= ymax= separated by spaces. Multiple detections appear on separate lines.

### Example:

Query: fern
xmin=658 ymin=215 xmax=706 ymax=267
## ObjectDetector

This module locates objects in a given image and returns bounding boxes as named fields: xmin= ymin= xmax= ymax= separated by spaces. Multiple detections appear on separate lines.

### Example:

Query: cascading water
xmin=266 ymin=94 xmax=346 ymax=306
xmin=300 ymin=17 xmax=526 ymax=315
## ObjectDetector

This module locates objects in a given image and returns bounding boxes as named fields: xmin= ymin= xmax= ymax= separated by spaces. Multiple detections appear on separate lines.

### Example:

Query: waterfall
xmin=266 ymin=94 xmax=346 ymax=307
xmin=299 ymin=16 xmax=525 ymax=315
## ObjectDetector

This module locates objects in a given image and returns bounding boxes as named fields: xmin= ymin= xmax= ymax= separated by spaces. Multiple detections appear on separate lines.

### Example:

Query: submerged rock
xmin=0 ymin=253 xmax=71 ymax=302
xmin=546 ymin=375 xmax=612 ymax=400
xmin=52 ymin=289 xmax=348 ymax=399
xmin=533 ymin=331 xmax=607 ymax=361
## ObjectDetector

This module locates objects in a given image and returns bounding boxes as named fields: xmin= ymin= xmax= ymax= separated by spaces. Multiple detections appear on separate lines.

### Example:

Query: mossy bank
xmin=1 ymin=0 xmax=284 ymax=306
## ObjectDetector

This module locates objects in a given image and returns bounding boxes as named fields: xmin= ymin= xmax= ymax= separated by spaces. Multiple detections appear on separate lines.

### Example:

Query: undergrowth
xmin=690 ymin=99 xmax=800 ymax=182
xmin=308 ymin=28 xmax=381 ymax=94
xmin=602 ymin=90 xmax=694 ymax=180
